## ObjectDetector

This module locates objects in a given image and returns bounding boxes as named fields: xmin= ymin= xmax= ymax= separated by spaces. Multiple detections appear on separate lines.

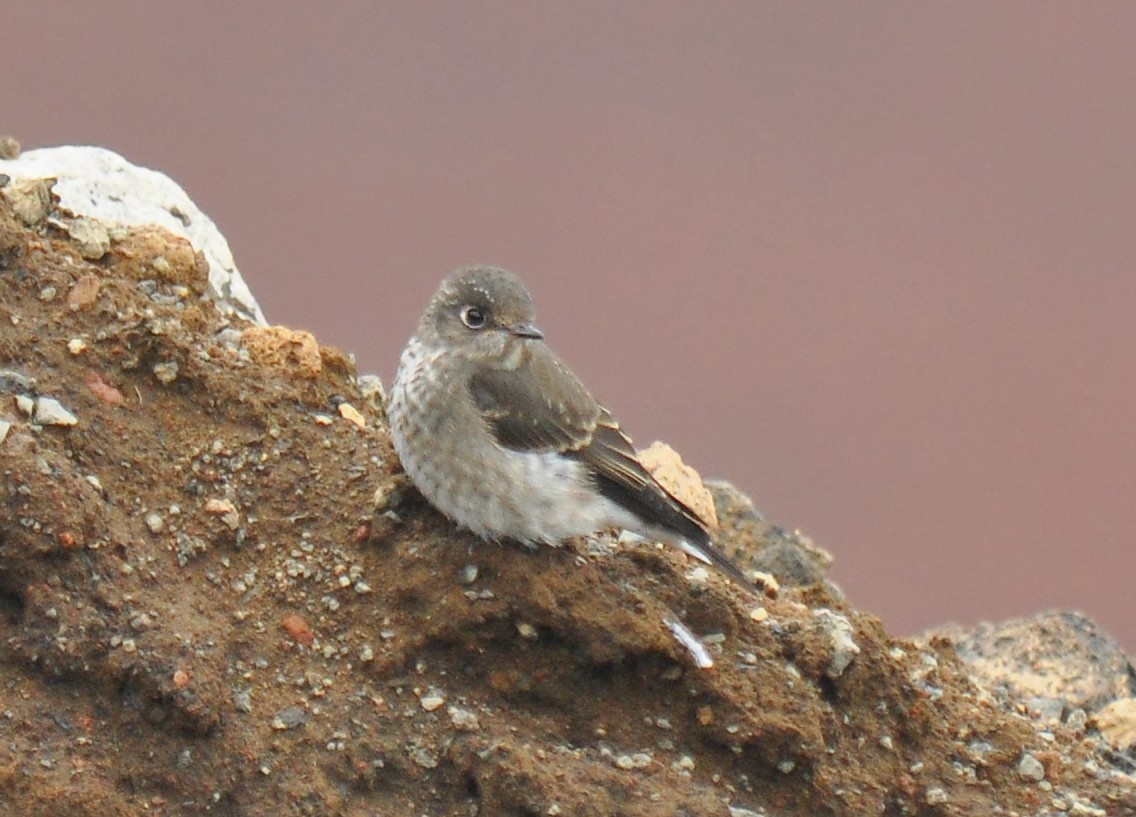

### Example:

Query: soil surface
xmin=1 ymin=184 xmax=1134 ymax=816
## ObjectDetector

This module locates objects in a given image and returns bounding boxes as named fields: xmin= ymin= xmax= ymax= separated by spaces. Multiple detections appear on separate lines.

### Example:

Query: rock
xmin=0 ymin=145 xmax=264 ymax=322
xmin=637 ymin=440 xmax=718 ymax=528
xmin=0 ymin=150 xmax=1132 ymax=817
xmin=33 ymin=396 xmax=78 ymax=426
xmin=1093 ymin=698 xmax=1136 ymax=751
xmin=812 ymin=608 xmax=861 ymax=679
xmin=929 ymin=611 xmax=1136 ymax=712
xmin=1018 ymin=752 xmax=1046 ymax=782
xmin=1 ymin=177 xmax=53 ymax=225
xmin=707 ymin=479 xmax=836 ymax=588
xmin=241 ymin=326 xmax=323 ymax=376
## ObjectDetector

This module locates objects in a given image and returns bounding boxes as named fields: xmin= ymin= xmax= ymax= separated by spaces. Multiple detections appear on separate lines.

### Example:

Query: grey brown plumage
xmin=388 ymin=264 xmax=752 ymax=588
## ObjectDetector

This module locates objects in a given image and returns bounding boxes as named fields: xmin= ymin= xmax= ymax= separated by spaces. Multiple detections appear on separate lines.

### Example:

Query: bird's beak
xmin=508 ymin=322 xmax=544 ymax=340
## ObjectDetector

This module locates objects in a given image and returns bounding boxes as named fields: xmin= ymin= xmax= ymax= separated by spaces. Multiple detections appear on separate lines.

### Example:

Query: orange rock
xmin=67 ymin=273 xmax=102 ymax=311
xmin=637 ymin=441 xmax=718 ymax=529
xmin=242 ymin=326 xmax=323 ymax=377
xmin=282 ymin=613 xmax=314 ymax=647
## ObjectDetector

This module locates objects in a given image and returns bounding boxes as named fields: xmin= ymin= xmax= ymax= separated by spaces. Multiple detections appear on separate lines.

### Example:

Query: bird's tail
xmin=676 ymin=530 xmax=757 ymax=591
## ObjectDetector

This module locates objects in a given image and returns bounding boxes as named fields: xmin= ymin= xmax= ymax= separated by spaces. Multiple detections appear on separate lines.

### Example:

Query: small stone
xmin=67 ymin=338 xmax=87 ymax=355
xmin=419 ymin=689 xmax=445 ymax=711
xmin=15 ymin=394 xmax=34 ymax=416
xmin=516 ymin=621 xmax=538 ymax=640
xmin=67 ymin=273 xmax=103 ymax=310
xmin=686 ymin=566 xmax=710 ymax=584
xmin=1017 ymin=752 xmax=1045 ymax=782
xmin=752 ymin=571 xmax=780 ymax=597
xmin=0 ymin=420 xmax=9 ymax=445
xmin=144 ymin=512 xmax=165 ymax=533
xmin=271 ymin=706 xmax=308 ymax=730
xmin=1025 ymin=696 xmax=1065 ymax=722
xmin=5 ymin=178 xmax=52 ymax=225
xmin=749 ymin=606 xmax=769 ymax=622
xmin=925 ymin=788 xmax=948 ymax=805
xmin=813 ymin=608 xmax=860 ymax=679
xmin=447 ymin=706 xmax=481 ymax=731
xmin=67 ymin=217 xmax=111 ymax=259
xmin=459 ymin=564 xmax=479 ymax=585
xmin=34 ymin=397 xmax=78 ymax=426
xmin=39 ymin=286 xmax=57 ymax=301
xmin=85 ymin=371 xmax=126 ymax=406
xmin=1065 ymin=707 xmax=1088 ymax=732
xmin=356 ymin=374 xmax=385 ymax=410
xmin=153 ymin=361 xmax=179 ymax=384
xmin=204 ymin=497 xmax=240 ymax=530
xmin=1091 ymin=697 xmax=1136 ymax=750
xmin=338 ymin=402 xmax=366 ymax=429
xmin=281 ymin=614 xmax=314 ymax=647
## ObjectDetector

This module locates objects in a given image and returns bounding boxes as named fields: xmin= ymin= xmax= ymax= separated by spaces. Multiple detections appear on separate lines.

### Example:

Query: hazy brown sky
xmin=7 ymin=3 xmax=1136 ymax=648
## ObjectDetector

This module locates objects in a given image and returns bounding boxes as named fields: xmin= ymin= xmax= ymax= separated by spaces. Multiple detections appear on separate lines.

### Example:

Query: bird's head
xmin=420 ymin=265 xmax=545 ymax=365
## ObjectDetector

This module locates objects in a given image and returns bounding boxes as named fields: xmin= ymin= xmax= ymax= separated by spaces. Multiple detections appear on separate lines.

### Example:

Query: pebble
xmin=67 ymin=217 xmax=111 ymax=259
xmin=1065 ymin=707 xmax=1087 ymax=733
xmin=67 ymin=273 xmax=102 ymax=310
xmin=924 ymin=788 xmax=948 ymax=805
xmin=685 ymin=566 xmax=710 ymax=585
xmin=813 ymin=608 xmax=860 ymax=679
xmin=67 ymin=338 xmax=88 ymax=355
xmin=271 ymin=706 xmax=308 ymax=730
xmin=1025 ymin=696 xmax=1065 ymax=723
xmin=0 ymin=419 xmax=9 ymax=445
xmin=144 ymin=512 xmax=165 ymax=533
xmin=459 ymin=564 xmax=479 ymax=585
xmin=34 ymin=397 xmax=78 ymax=426
xmin=15 ymin=394 xmax=35 ymax=416
xmin=337 ymin=402 xmax=366 ymax=429
xmin=153 ymin=361 xmax=179 ymax=384
xmin=614 ymin=752 xmax=652 ymax=770
xmin=1017 ymin=752 xmax=1045 ymax=782
xmin=419 ymin=689 xmax=446 ymax=711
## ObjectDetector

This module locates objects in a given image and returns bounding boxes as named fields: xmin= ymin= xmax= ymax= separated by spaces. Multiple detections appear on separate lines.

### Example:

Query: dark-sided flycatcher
xmin=388 ymin=265 xmax=752 ymax=586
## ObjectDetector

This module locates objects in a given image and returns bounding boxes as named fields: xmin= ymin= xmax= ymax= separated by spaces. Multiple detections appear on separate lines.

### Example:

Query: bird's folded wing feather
xmin=467 ymin=344 xmax=708 ymax=536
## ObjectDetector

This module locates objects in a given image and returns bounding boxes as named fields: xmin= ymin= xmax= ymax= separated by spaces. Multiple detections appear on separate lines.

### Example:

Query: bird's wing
xmin=467 ymin=342 xmax=602 ymax=454
xmin=467 ymin=342 xmax=708 ymax=540
xmin=468 ymin=341 xmax=754 ymax=589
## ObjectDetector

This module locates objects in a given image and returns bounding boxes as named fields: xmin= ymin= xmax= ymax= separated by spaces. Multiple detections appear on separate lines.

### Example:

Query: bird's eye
xmin=461 ymin=306 xmax=487 ymax=329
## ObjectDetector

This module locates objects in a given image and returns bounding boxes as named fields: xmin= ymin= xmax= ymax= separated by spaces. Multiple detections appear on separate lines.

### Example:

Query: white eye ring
xmin=461 ymin=306 xmax=487 ymax=329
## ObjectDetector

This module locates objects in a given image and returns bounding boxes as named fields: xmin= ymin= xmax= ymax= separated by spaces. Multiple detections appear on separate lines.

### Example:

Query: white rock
xmin=34 ymin=397 xmax=78 ymax=426
xmin=813 ymin=608 xmax=861 ymax=679
xmin=0 ymin=145 xmax=265 ymax=324
xmin=1018 ymin=752 xmax=1045 ymax=782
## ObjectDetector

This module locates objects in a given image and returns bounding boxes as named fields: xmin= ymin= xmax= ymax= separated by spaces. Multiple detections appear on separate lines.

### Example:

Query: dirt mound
xmin=0 ymin=180 xmax=1133 ymax=815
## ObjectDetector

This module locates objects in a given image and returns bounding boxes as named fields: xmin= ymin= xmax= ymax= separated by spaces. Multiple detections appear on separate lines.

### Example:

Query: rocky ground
xmin=1 ymin=170 xmax=1134 ymax=816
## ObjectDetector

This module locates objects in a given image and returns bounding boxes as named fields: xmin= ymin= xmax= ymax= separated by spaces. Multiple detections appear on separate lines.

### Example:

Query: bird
xmin=387 ymin=264 xmax=753 ymax=587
